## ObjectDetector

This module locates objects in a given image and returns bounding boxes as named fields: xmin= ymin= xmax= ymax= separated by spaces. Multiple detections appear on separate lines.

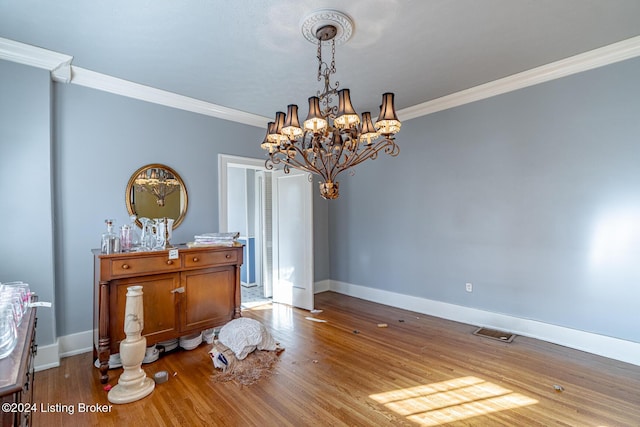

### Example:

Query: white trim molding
xmin=34 ymin=342 xmax=60 ymax=372
xmin=58 ymin=329 xmax=93 ymax=358
xmin=70 ymin=66 xmax=270 ymax=128
xmin=328 ymin=280 xmax=640 ymax=367
xmin=398 ymin=35 xmax=640 ymax=120
xmin=314 ymin=280 xmax=331 ymax=294
xmin=3 ymin=35 xmax=640 ymax=126
xmin=0 ymin=37 xmax=270 ymax=127
xmin=34 ymin=330 xmax=93 ymax=372
xmin=0 ymin=37 xmax=72 ymax=83
xmin=218 ymin=154 xmax=270 ymax=232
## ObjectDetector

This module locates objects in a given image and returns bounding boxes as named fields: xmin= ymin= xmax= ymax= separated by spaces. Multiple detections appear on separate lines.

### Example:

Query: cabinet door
xmin=110 ymin=273 xmax=179 ymax=350
xmin=180 ymin=266 xmax=235 ymax=332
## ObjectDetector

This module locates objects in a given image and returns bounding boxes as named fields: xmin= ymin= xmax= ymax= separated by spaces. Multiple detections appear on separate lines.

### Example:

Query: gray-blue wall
xmin=1 ymin=62 xmax=330 ymax=343
xmin=52 ymin=82 xmax=273 ymax=337
xmin=0 ymin=60 xmax=57 ymax=345
xmin=330 ymin=57 xmax=640 ymax=342
xmin=3 ymin=54 xmax=640 ymax=350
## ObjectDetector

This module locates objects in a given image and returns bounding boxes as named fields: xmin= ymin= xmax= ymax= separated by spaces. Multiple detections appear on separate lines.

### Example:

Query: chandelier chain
xmin=316 ymin=38 xmax=339 ymax=117
xmin=316 ymin=37 xmax=322 ymax=82
xmin=330 ymin=39 xmax=336 ymax=75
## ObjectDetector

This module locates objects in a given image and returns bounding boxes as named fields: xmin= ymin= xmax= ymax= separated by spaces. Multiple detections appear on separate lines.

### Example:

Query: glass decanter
xmin=101 ymin=219 xmax=121 ymax=254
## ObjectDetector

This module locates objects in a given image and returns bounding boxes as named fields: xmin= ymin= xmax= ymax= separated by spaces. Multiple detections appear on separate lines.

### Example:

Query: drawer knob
xmin=226 ymin=254 xmax=231 ymax=259
xmin=122 ymin=264 xmax=130 ymax=270
xmin=193 ymin=257 xmax=199 ymax=262
xmin=167 ymin=260 xmax=174 ymax=265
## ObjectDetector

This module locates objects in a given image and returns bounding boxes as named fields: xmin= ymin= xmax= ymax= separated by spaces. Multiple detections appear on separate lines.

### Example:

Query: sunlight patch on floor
xmin=369 ymin=376 xmax=538 ymax=426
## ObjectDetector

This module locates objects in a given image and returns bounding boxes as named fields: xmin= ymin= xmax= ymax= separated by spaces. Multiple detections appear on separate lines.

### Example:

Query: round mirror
xmin=125 ymin=164 xmax=188 ymax=229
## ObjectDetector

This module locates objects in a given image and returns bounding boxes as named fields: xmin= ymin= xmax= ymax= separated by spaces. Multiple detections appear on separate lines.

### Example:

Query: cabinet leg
xmin=234 ymin=264 xmax=242 ymax=318
xmin=98 ymin=338 xmax=110 ymax=383
xmin=99 ymin=365 xmax=109 ymax=384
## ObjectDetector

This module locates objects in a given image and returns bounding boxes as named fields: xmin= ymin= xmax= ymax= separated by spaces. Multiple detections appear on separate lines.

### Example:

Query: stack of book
xmin=188 ymin=232 xmax=240 ymax=247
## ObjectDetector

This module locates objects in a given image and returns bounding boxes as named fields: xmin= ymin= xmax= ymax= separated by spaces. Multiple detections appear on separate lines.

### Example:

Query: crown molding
xmin=69 ymin=66 xmax=270 ymax=128
xmin=0 ymin=37 xmax=72 ymax=83
xmin=3 ymin=35 xmax=640 ymax=128
xmin=0 ymin=37 xmax=269 ymax=127
xmin=398 ymin=35 xmax=640 ymax=121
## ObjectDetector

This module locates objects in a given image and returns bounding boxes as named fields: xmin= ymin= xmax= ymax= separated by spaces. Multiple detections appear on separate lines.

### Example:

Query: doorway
xmin=218 ymin=154 xmax=314 ymax=310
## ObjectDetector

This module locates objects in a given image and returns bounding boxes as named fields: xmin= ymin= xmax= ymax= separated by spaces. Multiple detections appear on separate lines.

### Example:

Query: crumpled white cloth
xmin=217 ymin=317 xmax=277 ymax=360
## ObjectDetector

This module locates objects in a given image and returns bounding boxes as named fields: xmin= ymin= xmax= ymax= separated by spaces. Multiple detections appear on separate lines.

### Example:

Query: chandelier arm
xmin=265 ymin=157 xmax=274 ymax=170
xmin=277 ymin=145 xmax=327 ymax=180
xmin=380 ymin=137 xmax=401 ymax=157
xmin=311 ymin=153 xmax=332 ymax=182
xmin=300 ymin=147 xmax=330 ymax=181
xmin=333 ymin=150 xmax=363 ymax=176
xmin=334 ymin=150 xmax=375 ymax=175
xmin=332 ymin=136 xmax=366 ymax=174
xmin=335 ymin=139 xmax=400 ymax=174
xmin=328 ymin=138 xmax=349 ymax=181
xmin=369 ymin=137 xmax=400 ymax=155
xmin=327 ymin=146 xmax=344 ymax=183
xmin=266 ymin=153 xmax=283 ymax=169
xmin=314 ymin=143 xmax=334 ymax=181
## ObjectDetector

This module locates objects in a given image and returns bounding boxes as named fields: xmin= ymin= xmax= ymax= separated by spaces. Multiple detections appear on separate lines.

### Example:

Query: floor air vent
xmin=473 ymin=327 xmax=515 ymax=343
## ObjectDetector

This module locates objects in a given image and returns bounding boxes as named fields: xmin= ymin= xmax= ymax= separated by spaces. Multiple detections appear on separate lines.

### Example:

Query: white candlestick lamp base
xmin=108 ymin=285 xmax=155 ymax=404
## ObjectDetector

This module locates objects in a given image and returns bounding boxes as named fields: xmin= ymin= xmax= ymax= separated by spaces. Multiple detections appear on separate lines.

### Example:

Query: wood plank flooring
xmin=32 ymin=292 xmax=640 ymax=426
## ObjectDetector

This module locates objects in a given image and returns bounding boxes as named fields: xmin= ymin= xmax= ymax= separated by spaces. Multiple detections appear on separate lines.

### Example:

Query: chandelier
xmin=260 ymin=10 xmax=401 ymax=200
xmin=134 ymin=167 xmax=180 ymax=207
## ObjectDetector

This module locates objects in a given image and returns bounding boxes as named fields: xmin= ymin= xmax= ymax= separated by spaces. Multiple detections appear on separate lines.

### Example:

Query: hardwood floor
xmin=33 ymin=292 xmax=640 ymax=426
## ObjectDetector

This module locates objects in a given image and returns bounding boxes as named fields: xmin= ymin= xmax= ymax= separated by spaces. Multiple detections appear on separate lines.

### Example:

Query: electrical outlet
xmin=466 ymin=283 xmax=473 ymax=292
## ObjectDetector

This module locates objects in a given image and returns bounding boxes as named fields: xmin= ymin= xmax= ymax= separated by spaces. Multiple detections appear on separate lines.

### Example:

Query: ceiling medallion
xmin=300 ymin=9 xmax=353 ymax=46
xmin=261 ymin=9 xmax=401 ymax=200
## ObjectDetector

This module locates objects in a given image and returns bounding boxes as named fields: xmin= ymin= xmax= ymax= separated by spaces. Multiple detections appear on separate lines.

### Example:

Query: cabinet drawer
xmin=183 ymin=249 xmax=238 ymax=268
xmin=110 ymin=255 xmax=180 ymax=277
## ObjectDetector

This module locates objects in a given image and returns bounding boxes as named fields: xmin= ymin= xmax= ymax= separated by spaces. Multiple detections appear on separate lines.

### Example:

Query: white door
xmin=218 ymin=154 xmax=314 ymax=310
xmin=272 ymin=169 xmax=314 ymax=310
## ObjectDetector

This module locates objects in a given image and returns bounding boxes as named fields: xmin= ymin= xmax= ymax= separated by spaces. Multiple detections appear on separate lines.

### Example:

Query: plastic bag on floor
xmin=217 ymin=318 xmax=277 ymax=360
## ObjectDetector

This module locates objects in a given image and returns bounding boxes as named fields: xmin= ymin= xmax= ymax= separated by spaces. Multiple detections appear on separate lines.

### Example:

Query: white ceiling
xmin=2 ymin=0 xmax=640 ymax=125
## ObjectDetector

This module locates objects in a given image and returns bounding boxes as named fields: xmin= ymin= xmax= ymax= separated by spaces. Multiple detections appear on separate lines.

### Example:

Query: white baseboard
xmin=34 ymin=342 xmax=60 ymax=372
xmin=328 ymin=280 xmax=640 ymax=367
xmin=314 ymin=279 xmax=331 ymax=294
xmin=40 ymin=280 xmax=639 ymax=371
xmin=34 ymin=330 xmax=93 ymax=372
xmin=241 ymin=282 xmax=257 ymax=288
xmin=58 ymin=329 xmax=93 ymax=358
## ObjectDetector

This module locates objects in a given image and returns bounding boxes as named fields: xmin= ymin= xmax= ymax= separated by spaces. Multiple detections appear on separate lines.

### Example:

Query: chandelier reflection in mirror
xmin=133 ymin=167 xmax=180 ymax=207
xmin=260 ymin=10 xmax=401 ymax=200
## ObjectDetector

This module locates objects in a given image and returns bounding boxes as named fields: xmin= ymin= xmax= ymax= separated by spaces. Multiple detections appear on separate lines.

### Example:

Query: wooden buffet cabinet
xmin=93 ymin=244 xmax=243 ymax=383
